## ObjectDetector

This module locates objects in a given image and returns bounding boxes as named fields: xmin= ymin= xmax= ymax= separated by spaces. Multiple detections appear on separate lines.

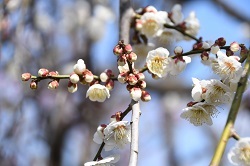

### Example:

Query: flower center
xmin=143 ymin=19 xmax=159 ymax=35
xmin=224 ymin=62 xmax=236 ymax=73
xmin=151 ymin=56 xmax=166 ymax=73
xmin=240 ymin=146 xmax=250 ymax=164
xmin=114 ymin=125 xmax=126 ymax=141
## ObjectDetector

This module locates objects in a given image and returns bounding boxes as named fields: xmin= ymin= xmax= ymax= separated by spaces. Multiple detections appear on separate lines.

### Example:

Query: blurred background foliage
xmin=0 ymin=0 xmax=249 ymax=165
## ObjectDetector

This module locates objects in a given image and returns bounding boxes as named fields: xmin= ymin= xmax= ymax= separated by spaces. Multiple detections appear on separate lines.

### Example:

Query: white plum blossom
xmin=169 ymin=56 xmax=191 ymax=76
xmin=212 ymin=51 xmax=243 ymax=83
xmin=228 ymin=137 xmax=250 ymax=166
xmin=86 ymin=84 xmax=110 ymax=102
xmin=191 ymin=78 xmax=210 ymax=102
xmin=180 ymin=102 xmax=219 ymax=126
xmin=138 ymin=12 xmax=167 ymax=37
xmin=93 ymin=125 xmax=106 ymax=144
xmin=103 ymin=121 xmax=131 ymax=151
xmin=73 ymin=59 xmax=86 ymax=75
xmin=146 ymin=47 xmax=172 ymax=78
xmin=205 ymin=79 xmax=233 ymax=104
xmin=84 ymin=154 xmax=120 ymax=166
xmin=130 ymin=87 xmax=142 ymax=101
xmin=184 ymin=11 xmax=200 ymax=39
xmin=210 ymin=45 xmax=220 ymax=54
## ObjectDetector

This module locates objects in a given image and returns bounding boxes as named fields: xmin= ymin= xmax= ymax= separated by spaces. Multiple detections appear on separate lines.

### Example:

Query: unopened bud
xmin=210 ymin=44 xmax=220 ymax=54
xmin=124 ymin=44 xmax=133 ymax=54
xmin=215 ymin=37 xmax=226 ymax=46
xmin=230 ymin=42 xmax=240 ymax=52
xmin=30 ymin=80 xmax=38 ymax=89
xmin=74 ymin=59 xmax=86 ymax=75
xmin=193 ymin=42 xmax=203 ymax=50
xmin=38 ymin=68 xmax=49 ymax=77
xmin=105 ymin=79 xmax=114 ymax=90
xmin=48 ymin=71 xmax=59 ymax=76
xmin=138 ymin=80 xmax=146 ymax=89
xmin=83 ymin=70 xmax=94 ymax=83
xmin=117 ymin=55 xmax=126 ymax=66
xmin=100 ymin=72 xmax=109 ymax=82
xmin=21 ymin=73 xmax=31 ymax=81
xmin=68 ymin=81 xmax=77 ymax=93
xmin=174 ymin=46 xmax=183 ymax=55
xmin=113 ymin=45 xmax=123 ymax=56
xmin=202 ymin=42 xmax=210 ymax=49
xmin=70 ymin=73 xmax=80 ymax=84
xmin=127 ymin=52 xmax=137 ymax=62
xmin=127 ymin=73 xmax=138 ymax=85
xmin=135 ymin=73 xmax=145 ymax=81
xmin=130 ymin=87 xmax=142 ymax=101
xmin=200 ymin=51 xmax=209 ymax=61
xmin=141 ymin=90 xmax=151 ymax=102
xmin=118 ymin=73 xmax=127 ymax=84
xmin=48 ymin=80 xmax=59 ymax=90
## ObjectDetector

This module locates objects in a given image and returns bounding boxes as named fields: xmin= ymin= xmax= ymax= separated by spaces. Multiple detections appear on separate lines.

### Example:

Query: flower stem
xmin=210 ymin=50 xmax=250 ymax=166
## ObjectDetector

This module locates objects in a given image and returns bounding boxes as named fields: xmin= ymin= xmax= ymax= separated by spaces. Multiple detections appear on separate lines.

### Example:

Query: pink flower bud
xmin=174 ymin=46 xmax=183 ymax=55
xmin=105 ymin=69 xmax=113 ymax=77
xmin=100 ymin=72 xmax=109 ymax=82
xmin=118 ymin=73 xmax=127 ymax=84
xmin=127 ymin=52 xmax=137 ymax=62
xmin=21 ymin=73 xmax=31 ymax=81
xmin=48 ymin=71 xmax=59 ymax=76
xmin=83 ymin=70 xmax=94 ymax=83
xmin=215 ymin=37 xmax=226 ymax=46
xmin=70 ymin=73 xmax=80 ymax=84
xmin=193 ymin=42 xmax=203 ymax=50
xmin=48 ymin=80 xmax=59 ymax=90
xmin=113 ymin=45 xmax=123 ymax=56
xmin=117 ymin=55 xmax=127 ymax=66
xmin=130 ymin=87 xmax=142 ymax=101
xmin=135 ymin=73 xmax=145 ymax=81
xmin=138 ymin=80 xmax=146 ymax=89
xmin=38 ymin=68 xmax=49 ymax=77
xmin=105 ymin=79 xmax=114 ymax=90
xmin=210 ymin=44 xmax=220 ymax=54
xmin=30 ymin=80 xmax=38 ymax=89
xmin=124 ymin=44 xmax=133 ymax=54
xmin=127 ymin=73 xmax=138 ymax=85
xmin=230 ymin=42 xmax=240 ymax=52
xmin=68 ymin=81 xmax=77 ymax=93
xmin=200 ymin=51 xmax=209 ymax=61
xmin=141 ymin=90 xmax=151 ymax=102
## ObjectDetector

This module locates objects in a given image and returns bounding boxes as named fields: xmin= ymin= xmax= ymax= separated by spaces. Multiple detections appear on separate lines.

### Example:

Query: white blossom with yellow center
xmin=212 ymin=51 xmax=243 ymax=83
xmin=228 ymin=137 xmax=250 ymax=166
xmin=180 ymin=102 xmax=219 ymax=126
xmin=146 ymin=47 xmax=172 ymax=78
xmin=103 ymin=121 xmax=131 ymax=151
xmin=86 ymin=84 xmax=110 ymax=102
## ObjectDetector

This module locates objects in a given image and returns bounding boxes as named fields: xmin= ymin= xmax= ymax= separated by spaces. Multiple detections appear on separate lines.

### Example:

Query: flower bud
xmin=48 ymin=80 xmax=59 ymax=90
xmin=100 ymin=72 xmax=109 ymax=82
xmin=138 ymin=80 xmax=146 ymax=89
xmin=48 ymin=71 xmax=59 ymax=76
xmin=73 ymin=59 xmax=86 ymax=75
xmin=127 ymin=73 xmax=138 ymax=85
xmin=21 ymin=73 xmax=31 ymax=81
xmin=215 ymin=37 xmax=226 ymax=46
xmin=118 ymin=73 xmax=127 ymax=84
xmin=38 ymin=68 xmax=49 ymax=77
xmin=124 ymin=44 xmax=133 ymax=54
xmin=174 ymin=46 xmax=183 ymax=55
xmin=70 ymin=73 xmax=80 ymax=84
xmin=144 ymin=5 xmax=157 ymax=13
xmin=193 ymin=42 xmax=203 ymax=50
xmin=113 ymin=45 xmax=123 ymax=56
xmin=226 ymin=49 xmax=234 ymax=56
xmin=127 ymin=52 xmax=137 ymax=62
xmin=135 ymin=73 xmax=145 ymax=81
xmin=141 ymin=90 xmax=151 ymax=102
xmin=210 ymin=44 xmax=220 ymax=54
xmin=130 ymin=87 xmax=142 ymax=101
xmin=68 ymin=81 xmax=77 ymax=93
xmin=83 ymin=70 xmax=94 ymax=83
xmin=230 ymin=42 xmax=240 ymax=52
xmin=117 ymin=55 xmax=126 ymax=66
xmin=105 ymin=79 xmax=114 ymax=90
xmin=200 ymin=51 xmax=209 ymax=61
xmin=30 ymin=80 xmax=38 ymax=89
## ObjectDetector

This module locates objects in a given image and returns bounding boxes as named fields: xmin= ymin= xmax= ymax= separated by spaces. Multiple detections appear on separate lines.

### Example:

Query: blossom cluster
xmin=114 ymin=40 xmax=151 ymax=102
xmin=181 ymin=40 xmax=245 ymax=126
